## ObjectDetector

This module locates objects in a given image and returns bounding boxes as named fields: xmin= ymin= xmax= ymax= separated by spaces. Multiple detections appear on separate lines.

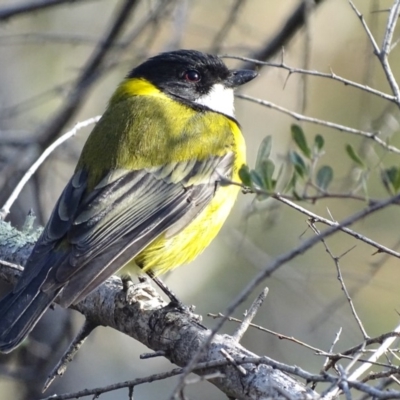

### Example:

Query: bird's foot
xmin=120 ymin=275 xmax=163 ymax=310
xmin=166 ymin=300 xmax=204 ymax=326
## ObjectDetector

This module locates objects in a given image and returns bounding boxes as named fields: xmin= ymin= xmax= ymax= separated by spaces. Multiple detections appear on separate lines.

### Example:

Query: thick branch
xmin=0 ymin=220 xmax=314 ymax=400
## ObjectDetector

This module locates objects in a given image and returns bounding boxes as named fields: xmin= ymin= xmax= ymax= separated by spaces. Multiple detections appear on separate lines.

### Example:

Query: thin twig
xmin=184 ymin=372 xmax=225 ymax=385
xmin=349 ymin=0 xmax=400 ymax=102
xmin=140 ymin=350 xmax=166 ymax=359
xmin=0 ymin=116 xmax=100 ymax=219
xmin=40 ymin=356 xmax=299 ymax=400
xmin=299 ymin=0 xmax=314 ymax=114
xmin=222 ymin=55 xmax=396 ymax=103
xmin=380 ymin=0 xmax=400 ymax=100
xmin=38 ymin=0 xmax=139 ymax=149
xmin=322 ymin=328 xmax=342 ymax=371
xmin=208 ymin=312 xmax=325 ymax=354
xmin=43 ymin=319 xmax=98 ymax=392
xmin=220 ymin=349 xmax=247 ymax=375
xmin=237 ymin=93 xmax=400 ymax=155
xmin=348 ymin=0 xmax=381 ymax=55
xmin=381 ymin=1 xmax=400 ymax=54
xmin=232 ymin=287 xmax=268 ymax=342
xmin=0 ymin=0 xmax=91 ymax=21
xmin=211 ymin=0 xmax=246 ymax=53
xmin=308 ymin=222 xmax=369 ymax=340
xmin=273 ymin=193 xmax=400 ymax=259
xmin=324 ymin=321 xmax=400 ymax=399
xmin=323 ymin=330 xmax=400 ymax=370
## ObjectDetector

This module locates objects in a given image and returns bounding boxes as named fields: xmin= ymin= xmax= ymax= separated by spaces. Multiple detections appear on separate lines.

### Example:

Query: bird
xmin=0 ymin=49 xmax=257 ymax=353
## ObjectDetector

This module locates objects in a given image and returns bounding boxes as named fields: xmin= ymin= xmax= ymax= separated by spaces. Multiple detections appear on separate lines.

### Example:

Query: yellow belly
xmin=124 ymin=182 xmax=239 ymax=275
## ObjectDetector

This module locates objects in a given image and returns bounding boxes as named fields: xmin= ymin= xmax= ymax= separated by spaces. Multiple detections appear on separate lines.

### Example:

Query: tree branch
xmin=0 ymin=0 xmax=92 ymax=21
xmin=0 ymin=219 xmax=314 ymax=400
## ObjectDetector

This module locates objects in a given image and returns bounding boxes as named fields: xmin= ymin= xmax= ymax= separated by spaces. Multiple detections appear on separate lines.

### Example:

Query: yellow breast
xmin=132 ymin=119 xmax=245 ymax=276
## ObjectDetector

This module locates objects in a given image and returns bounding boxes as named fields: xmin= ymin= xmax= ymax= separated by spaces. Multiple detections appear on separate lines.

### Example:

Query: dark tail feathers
xmin=0 ymin=283 xmax=59 ymax=353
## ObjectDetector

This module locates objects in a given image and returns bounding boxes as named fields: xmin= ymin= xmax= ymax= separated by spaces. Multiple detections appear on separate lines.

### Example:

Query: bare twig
xmin=184 ymin=371 xmax=225 ymax=385
xmin=211 ymin=0 xmax=247 ymax=53
xmin=0 ymin=0 xmax=91 ymax=21
xmin=232 ymin=287 xmax=268 ymax=342
xmin=48 ymin=352 xmax=400 ymax=400
xmin=349 ymin=0 xmax=400 ymax=102
xmin=379 ymin=0 xmax=400 ymax=100
xmin=308 ymin=222 xmax=369 ymax=340
xmin=41 ymin=363 xmax=206 ymax=400
xmin=322 ymin=328 xmax=342 ymax=371
xmin=348 ymin=0 xmax=381 ymax=55
xmin=222 ymin=55 xmax=396 ymax=103
xmin=43 ymin=319 xmax=98 ymax=392
xmin=140 ymin=350 xmax=166 ymax=359
xmin=324 ymin=321 xmax=400 ymax=399
xmin=220 ymin=348 xmax=247 ymax=376
xmin=209 ymin=312 xmax=325 ymax=354
xmin=274 ymin=194 xmax=400 ymax=259
xmin=0 ymin=116 xmax=101 ymax=219
xmin=299 ymin=0 xmax=314 ymax=113
xmin=38 ymin=0 xmax=139 ymax=150
xmin=237 ymin=93 xmax=400 ymax=155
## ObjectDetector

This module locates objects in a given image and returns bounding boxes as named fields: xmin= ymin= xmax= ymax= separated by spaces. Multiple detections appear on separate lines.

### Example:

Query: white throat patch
xmin=194 ymin=84 xmax=235 ymax=118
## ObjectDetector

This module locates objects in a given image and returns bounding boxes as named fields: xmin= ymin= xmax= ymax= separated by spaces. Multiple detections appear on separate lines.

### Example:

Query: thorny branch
xmin=237 ymin=93 xmax=400 ymax=154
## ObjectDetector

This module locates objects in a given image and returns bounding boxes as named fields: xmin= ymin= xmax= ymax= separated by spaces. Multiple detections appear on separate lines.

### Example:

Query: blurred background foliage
xmin=1 ymin=0 xmax=400 ymax=399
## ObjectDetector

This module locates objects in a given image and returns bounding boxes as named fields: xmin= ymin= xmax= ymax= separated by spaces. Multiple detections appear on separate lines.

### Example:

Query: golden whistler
xmin=0 ymin=50 xmax=257 ymax=352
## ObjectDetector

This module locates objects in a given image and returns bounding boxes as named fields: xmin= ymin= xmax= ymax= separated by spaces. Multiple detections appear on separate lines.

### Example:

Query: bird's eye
xmin=184 ymin=70 xmax=200 ymax=82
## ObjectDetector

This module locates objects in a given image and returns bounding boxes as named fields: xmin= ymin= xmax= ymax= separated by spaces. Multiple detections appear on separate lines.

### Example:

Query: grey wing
xmin=17 ymin=152 xmax=234 ymax=307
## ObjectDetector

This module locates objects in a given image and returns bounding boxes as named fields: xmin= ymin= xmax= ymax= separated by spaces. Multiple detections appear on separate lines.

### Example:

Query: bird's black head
xmin=127 ymin=50 xmax=257 ymax=117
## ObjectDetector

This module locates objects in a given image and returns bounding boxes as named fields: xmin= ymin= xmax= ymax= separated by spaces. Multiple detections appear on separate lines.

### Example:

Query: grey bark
xmin=0 ymin=219 xmax=315 ymax=400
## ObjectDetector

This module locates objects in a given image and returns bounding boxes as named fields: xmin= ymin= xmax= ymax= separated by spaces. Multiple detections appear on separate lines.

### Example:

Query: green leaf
xmin=291 ymin=124 xmax=311 ymax=159
xmin=238 ymin=165 xmax=252 ymax=187
xmin=284 ymin=172 xmax=297 ymax=193
xmin=394 ymin=170 xmax=400 ymax=192
xmin=255 ymin=136 xmax=272 ymax=172
xmin=345 ymin=144 xmax=365 ymax=168
xmin=259 ymin=159 xmax=275 ymax=191
xmin=316 ymin=166 xmax=333 ymax=191
xmin=250 ymin=170 xmax=265 ymax=189
xmin=314 ymin=134 xmax=324 ymax=151
xmin=289 ymin=151 xmax=307 ymax=178
xmin=381 ymin=171 xmax=392 ymax=194
xmin=381 ymin=167 xmax=400 ymax=193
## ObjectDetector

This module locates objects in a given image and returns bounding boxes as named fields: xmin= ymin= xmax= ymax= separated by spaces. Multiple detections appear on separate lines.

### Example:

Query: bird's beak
xmin=225 ymin=69 xmax=258 ymax=88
